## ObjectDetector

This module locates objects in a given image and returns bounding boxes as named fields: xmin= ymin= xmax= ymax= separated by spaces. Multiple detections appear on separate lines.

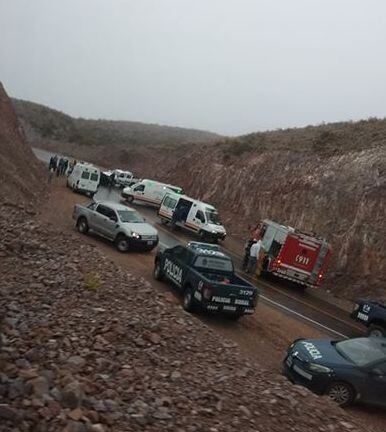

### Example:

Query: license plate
xmin=147 ymin=241 xmax=153 ymax=245
xmin=286 ymin=355 xmax=293 ymax=368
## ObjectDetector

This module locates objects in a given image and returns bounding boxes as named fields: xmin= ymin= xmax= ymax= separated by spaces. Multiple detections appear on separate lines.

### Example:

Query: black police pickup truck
xmin=351 ymin=299 xmax=386 ymax=337
xmin=154 ymin=242 xmax=259 ymax=319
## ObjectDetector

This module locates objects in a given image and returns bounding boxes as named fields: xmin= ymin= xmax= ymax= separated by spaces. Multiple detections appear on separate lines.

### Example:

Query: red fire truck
xmin=257 ymin=220 xmax=331 ymax=288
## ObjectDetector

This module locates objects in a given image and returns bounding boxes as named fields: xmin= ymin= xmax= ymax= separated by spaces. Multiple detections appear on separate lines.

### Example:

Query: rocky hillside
xmin=0 ymin=203 xmax=367 ymax=432
xmin=0 ymin=85 xmax=44 ymax=204
xmin=12 ymin=98 xmax=221 ymax=165
xmin=11 ymin=93 xmax=386 ymax=300
xmin=125 ymin=121 xmax=386 ymax=302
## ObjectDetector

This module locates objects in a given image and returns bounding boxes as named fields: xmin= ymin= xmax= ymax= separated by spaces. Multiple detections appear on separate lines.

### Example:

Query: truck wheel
xmin=77 ymin=217 xmax=89 ymax=234
xmin=199 ymin=230 xmax=207 ymax=241
xmin=325 ymin=381 xmax=355 ymax=407
xmin=126 ymin=195 xmax=134 ymax=203
xmin=115 ymin=235 xmax=130 ymax=252
xmin=160 ymin=218 xmax=168 ymax=226
xmin=367 ymin=324 xmax=385 ymax=338
xmin=154 ymin=260 xmax=164 ymax=281
xmin=182 ymin=287 xmax=196 ymax=313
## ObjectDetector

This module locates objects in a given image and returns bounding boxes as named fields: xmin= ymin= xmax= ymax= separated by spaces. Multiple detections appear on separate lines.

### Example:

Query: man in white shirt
xmin=247 ymin=239 xmax=262 ymax=274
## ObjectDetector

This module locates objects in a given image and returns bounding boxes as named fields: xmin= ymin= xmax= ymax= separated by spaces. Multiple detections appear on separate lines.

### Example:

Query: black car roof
xmin=188 ymin=245 xmax=231 ymax=260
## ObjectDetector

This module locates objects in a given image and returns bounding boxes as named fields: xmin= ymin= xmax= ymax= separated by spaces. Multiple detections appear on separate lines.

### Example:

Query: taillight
xmin=202 ymin=285 xmax=212 ymax=300
xmin=277 ymin=259 xmax=282 ymax=266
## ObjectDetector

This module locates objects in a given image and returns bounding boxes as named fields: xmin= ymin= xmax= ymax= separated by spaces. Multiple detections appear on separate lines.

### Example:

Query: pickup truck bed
xmin=154 ymin=243 xmax=259 ymax=319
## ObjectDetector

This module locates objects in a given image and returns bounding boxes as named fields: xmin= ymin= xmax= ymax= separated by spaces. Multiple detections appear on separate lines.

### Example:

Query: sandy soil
xmin=38 ymin=178 xmax=386 ymax=431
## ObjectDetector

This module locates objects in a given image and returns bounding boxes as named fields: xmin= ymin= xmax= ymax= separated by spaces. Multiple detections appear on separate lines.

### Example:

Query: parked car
xmin=73 ymin=201 xmax=159 ymax=252
xmin=154 ymin=242 xmax=259 ymax=319
xmin=283 ymin=337 xmax=386 ymax=407
xmin=122 ymin=179 xmax=183 ymax=207
xmin=113 ymin=169 xmax=134 ymax=188
xmin=67 ymin=162 xmax=100 ymax=197
xmin=158 ymin=192 xmax=226 ymax=243
xmin=351 ymin=299 xmax=386 ymax=337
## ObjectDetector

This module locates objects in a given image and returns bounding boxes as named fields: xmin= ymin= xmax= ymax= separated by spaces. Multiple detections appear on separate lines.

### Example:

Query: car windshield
xmin=117 ymin=210 xmax=144 ymax=223
xmin=335 ymin=338 xmax=386 ymax=366
xmin=194 ymin=256 xmax=233 ymax=272
xmin=205 ymin=209 xmax=221 ymax=225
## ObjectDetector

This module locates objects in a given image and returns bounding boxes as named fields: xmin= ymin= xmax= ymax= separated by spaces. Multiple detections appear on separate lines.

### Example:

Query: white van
xmin=113 ymin=169 xmax=134 ymax=188
xmin=158 ymin=193 xmax=226 ymax=242
xmin=67 ymin=163 xmax=100 ymax=197
xmin=122 ymin=179 xmax=183 ymax=207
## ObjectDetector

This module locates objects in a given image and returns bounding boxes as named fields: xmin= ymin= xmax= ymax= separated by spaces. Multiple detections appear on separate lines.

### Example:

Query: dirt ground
xmin=39 ymin=178 xmax=386 ymax=431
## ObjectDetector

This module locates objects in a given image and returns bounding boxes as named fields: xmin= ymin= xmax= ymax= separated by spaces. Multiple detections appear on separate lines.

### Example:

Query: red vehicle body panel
xmin=260 ymin=220 xmax=331 ymax=288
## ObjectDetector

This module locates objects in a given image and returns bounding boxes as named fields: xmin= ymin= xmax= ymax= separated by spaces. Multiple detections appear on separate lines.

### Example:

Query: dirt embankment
xmin=0 ymin=195 xmax=370 ymax=432
xmin=0 ymin=84 xmax=44 ymax=205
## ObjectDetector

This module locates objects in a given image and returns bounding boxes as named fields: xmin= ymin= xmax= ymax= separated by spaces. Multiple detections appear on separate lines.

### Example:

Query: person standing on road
xmin=242 ymin=238 xmax=255 ymax=271
xmin=247 ymin=238 xmax=262 ymax=275
xmin=56 ymin=158 xmax=63 ymax=177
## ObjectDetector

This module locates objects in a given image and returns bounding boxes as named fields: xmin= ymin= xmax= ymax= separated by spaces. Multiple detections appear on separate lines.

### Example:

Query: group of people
xmin=48 ymin=155 xmax=76 ymax=178
xmin=242 ymin=223 xmax=266 ymax=276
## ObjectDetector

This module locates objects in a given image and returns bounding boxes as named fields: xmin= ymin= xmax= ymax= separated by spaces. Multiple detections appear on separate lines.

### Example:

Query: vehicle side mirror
xmin=110 ymin=216 xmax=117 ymax=222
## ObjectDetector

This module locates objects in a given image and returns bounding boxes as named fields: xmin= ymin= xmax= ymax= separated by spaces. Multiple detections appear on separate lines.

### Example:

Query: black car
xmin=351 ymin=299 xmax=386 ymax=337
xmin=283 ymin=337 xmax=386 ymax=407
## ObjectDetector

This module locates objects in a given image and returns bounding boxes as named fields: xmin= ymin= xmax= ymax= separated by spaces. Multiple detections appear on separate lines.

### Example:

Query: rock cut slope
xmin=124 ymin=124 xmax=386 ymax=301
xmin=0 ymin=84 xmax=43 ymax=205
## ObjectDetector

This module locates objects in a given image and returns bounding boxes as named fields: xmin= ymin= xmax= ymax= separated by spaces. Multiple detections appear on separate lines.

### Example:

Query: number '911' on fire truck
xmin=258 ymin=220 xmax=331 ymax=288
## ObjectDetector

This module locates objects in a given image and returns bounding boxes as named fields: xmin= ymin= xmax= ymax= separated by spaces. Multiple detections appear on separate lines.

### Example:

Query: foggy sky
xmin=1 ymin=0 xmax=386 ymax=135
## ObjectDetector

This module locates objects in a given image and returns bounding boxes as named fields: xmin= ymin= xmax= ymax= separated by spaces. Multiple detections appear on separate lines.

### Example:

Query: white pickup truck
xmin=73 ymin=200 xmax=159 ymax=252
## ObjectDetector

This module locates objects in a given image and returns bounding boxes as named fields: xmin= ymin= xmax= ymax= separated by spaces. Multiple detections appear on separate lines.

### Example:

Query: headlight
xmin=131 ymin=232 xmax=141 ymax=239
xmin=308 ymin=363 xmax=332 ymax=373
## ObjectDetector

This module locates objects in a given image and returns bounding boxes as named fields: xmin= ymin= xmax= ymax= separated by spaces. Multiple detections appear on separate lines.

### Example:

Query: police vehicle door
xmin=163 ymin=246 xmax=189 ymax=289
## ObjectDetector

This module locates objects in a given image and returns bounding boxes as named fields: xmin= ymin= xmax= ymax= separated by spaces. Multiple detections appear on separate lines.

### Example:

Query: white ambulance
xmin=67 ymin=162 xmax=100 ymax=197
xmin=121 ymin=179 xmax=183 ymax=207
xmin=158 ymin=193 xmax=226 ymax=242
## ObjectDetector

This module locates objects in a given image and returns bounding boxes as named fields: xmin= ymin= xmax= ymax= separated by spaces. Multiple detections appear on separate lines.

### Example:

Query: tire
xmin=126 ymin=195 xmax=134 ymax=203
xmin=77 ymin=217 xmax=89 ymax=234
xmin=199 ymin=230 xmax=207 ymax=241
xmin=160 ymin=218 xmax=168 ymax=226
xmin=182 ymin=286 xmax=196 ymax=313
xmin=325 ymin=381 xmax=356 ymax=407
xmin=154 ymin=260 xmax=164 ymax=281
xmin=367 ymin=324 xmax=385 ymax=338
xmin=115 ymin=235 xmax=130 ymax=253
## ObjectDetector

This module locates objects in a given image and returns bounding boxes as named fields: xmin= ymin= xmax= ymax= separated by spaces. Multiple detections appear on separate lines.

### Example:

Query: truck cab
xmin=158 ymin=193 xmax=226 ymax=243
